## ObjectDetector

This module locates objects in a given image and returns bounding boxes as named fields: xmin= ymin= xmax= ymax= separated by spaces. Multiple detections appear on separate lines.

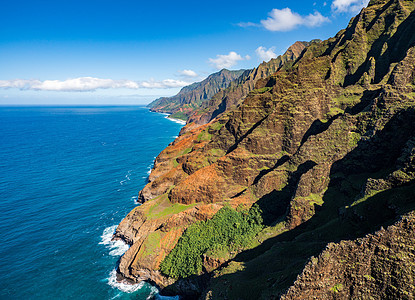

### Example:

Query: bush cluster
xmin=159 ymin=204 xmax=263 ymax=278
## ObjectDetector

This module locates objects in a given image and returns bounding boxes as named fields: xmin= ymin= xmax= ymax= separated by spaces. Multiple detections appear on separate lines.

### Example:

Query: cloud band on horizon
xmin=0 ymin=77 xmax=191 ymax=92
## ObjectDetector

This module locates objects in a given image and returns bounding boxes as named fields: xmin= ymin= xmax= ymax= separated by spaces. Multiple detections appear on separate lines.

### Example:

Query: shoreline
xmin=150 ymin=110 xmax=187 ymax=125
xmin=165 ymin=116 xmax=186 ymax=125
xmin=112 ymin=109 xmax=185 ymax=297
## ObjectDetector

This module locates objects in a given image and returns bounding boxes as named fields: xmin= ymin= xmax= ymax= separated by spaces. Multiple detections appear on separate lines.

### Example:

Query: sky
xmin=0 ymin=0 xmax=370 ymax=105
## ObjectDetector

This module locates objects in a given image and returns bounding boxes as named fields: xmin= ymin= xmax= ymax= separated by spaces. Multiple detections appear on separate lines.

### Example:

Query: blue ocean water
xmin=0 ymin=106 xmax=183 ymax=299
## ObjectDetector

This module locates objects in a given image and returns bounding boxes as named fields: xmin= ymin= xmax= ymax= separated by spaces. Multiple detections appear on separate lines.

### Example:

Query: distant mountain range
xmin=148 ymin=40 xmax=314 ymax=124
xmin=148 ymin=69 xmax=246 ymax=121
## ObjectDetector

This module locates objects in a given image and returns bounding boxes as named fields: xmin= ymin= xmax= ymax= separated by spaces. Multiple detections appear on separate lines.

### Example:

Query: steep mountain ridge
xmin=148 ymin=69 xmax=245 ymax=121
xmin=114 ymin=0 xmax=415 ymax=298
xmin=149 ymin=41 xmax=310 ymax=124
xmin=136 ymin=41 xmax=311 ymax=204
xmin=185 ymin=41 xmax=312 ymax=129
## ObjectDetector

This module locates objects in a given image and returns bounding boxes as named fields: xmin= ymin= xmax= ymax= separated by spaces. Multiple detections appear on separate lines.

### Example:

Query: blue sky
xmin=0 ymin=0 xmax=369 ymax=105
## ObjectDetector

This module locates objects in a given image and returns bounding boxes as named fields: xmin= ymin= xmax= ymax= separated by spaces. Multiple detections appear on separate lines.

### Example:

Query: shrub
xmin=159 ymin=204 xmax=263 ymax=278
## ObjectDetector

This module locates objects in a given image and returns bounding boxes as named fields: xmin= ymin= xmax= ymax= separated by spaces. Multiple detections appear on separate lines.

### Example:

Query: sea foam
xmin=165 ymin=116 xmax=186 ymax=125
xmin=147 ymin=161 xmax=155 ymax=175
xmin=107 ymin=269 xmax=158 ymax=295
xmin=131 ymin=195 xmax=138 ymax=204
xmin=99 ymin=225 xmax=129 ymax=256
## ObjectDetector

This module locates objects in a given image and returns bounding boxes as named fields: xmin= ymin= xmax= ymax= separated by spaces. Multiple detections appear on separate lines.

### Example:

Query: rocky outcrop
xmin=114 ymin=194 xmax=223 ymax=288
xmin=115 ymin=0 xmax=415 ymax=298
xmin=281 ymin=212 xmax=415 ymax=300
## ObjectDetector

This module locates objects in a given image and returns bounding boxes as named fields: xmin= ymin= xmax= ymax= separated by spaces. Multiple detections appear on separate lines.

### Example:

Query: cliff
xmin=185 ymin=41 xmax=312 ymax=129
xmin=148 ymin=69 xmax=246 ymax=121
xmin=114 ymin=0 xmax=415 ymax=298
xmin=281 ymin=212 xmax=415 ymax=299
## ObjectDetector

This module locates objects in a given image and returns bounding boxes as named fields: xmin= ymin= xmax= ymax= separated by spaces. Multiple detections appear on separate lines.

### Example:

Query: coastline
xmin=150 ymin=110 xmax=187 ymax=125
xmin=0 ymin=107 xmax=181 ymax=299
xmin=111 ymin=108 xmax=186 ymax=297
xmin=165 ymin=115 xmax=186 ymax=125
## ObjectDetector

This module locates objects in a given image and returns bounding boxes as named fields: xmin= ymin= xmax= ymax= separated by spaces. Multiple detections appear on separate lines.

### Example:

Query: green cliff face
xmin=148 ymin=69 xmax=246 ymax=121
xmin=116 ymin=0 xmax=415 ymax=298
xmin=186 ymin=41 xmax=312 ymax=127
xmin=281 ymin=212 xmax=415 ymax=299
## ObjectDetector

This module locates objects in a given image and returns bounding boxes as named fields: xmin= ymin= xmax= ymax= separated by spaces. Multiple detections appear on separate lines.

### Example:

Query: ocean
xmin=0 ymin=106 xmax=184 ymax=299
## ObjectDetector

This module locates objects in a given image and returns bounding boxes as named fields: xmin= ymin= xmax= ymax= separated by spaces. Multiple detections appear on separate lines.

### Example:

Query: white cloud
xmin=237 ymin=22 xmax=260 ymax=28
xmin=255 ymin=46 xmax=278 ymax=61
xmin=208 ymin=51 xmax=250 ymax=69
xmin=332 ymin=0 xmax=370 ymax=13
xmin=179 ymin=69 xmax=198 ymax=77
xmin=0 ymin=77 xmax=190 ymax=92
xmin=34 ymin=77 xmax=139 ymax=91
xmin=0 ymin=79 xmax=40 ymax=89
xmin=261 ymin=8 xmax=303 ymax=31
xmin=139 ymin=79 xmax=190 ymax=89
xmin=304 ymin=11 xmax=331 ymax=27
xmin=260 ymin=8 xmax=330 ymax=32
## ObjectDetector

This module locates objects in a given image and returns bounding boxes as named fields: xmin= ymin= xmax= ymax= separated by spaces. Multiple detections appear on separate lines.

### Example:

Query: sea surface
xmin=0 ymin=106 xmax=184 ymax=299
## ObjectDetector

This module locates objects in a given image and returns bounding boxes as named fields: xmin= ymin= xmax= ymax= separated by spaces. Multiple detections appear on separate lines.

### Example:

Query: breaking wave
xmin=107 ymin=269 xmax=158 ymax=295
xmin=165 ymin=116 xmax=186 ymax=125
xmin=99 ymin=225 xmax=130 ymax=256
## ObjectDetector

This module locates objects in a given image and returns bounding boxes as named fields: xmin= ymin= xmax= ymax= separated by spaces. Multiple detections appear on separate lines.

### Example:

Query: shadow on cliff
xmin=159 ymin=107 xmax=415 ymax=299
xmin=343 ymin=9 xmax=415 ymax=86
xmin=200 ymin=107 xmax=415 ymax=299
xmin=255 ymin=160 xmax=317 ymax=226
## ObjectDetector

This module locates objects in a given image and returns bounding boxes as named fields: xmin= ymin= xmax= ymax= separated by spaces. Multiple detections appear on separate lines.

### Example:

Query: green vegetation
xmin=348 ymin=131 xmax=361 ymax=148
xmin=209 ymin=121 xmax=224 ymax=131
xmin=205 ymin=244 xmax=228 ymax=258
xmin=197 ymin=130 xmax=212 ymax=142
xmin=209 ymin=148 xmax=225 ymax=156
xmin=169 ymin=112 xmax=188 ymax=121
xmin=146 ymin=194 xmax=197 ymax=220
xmin=331 ymin=283 xmax=344 ymax=293
xmin=151 ymin=202 xmax=197 ymax=219
xmin=305 ymin=192 xmax=325 ymax=206
xmin=142 ymin=231 xmax=161 ymax=257
xmin=159 ymin=205 xmax=263 ymax=278
xmin=125 ymin=3 xmax=415 ymax=298
xmin=172 ymin=158 xmax=179 ymax=168
xmin=148 ymin=69 xmax=246 ymax=120
xmin=250 ymin=87 xmax=273 ymax=95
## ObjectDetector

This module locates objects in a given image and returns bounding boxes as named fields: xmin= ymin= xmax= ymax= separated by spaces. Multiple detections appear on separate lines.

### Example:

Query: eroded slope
xmin=115 ymin=0 xmax=415 ymax=298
